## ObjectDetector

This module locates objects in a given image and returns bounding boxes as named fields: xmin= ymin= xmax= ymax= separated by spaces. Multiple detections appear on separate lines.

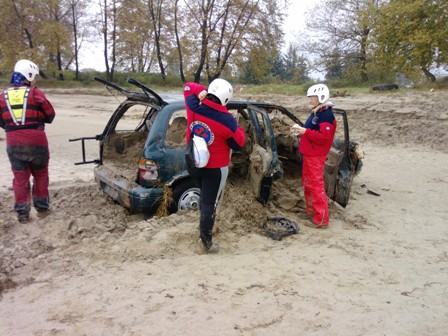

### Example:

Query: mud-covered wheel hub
xmin=170 ymin=179 xmax=201 ymax=213
xmin=177 ymin=187 xmax=201 ymax=211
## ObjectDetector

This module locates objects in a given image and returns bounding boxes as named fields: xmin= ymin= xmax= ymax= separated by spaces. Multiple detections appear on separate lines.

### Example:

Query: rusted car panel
xmin=94 ymin=165 xmax=164 ymax=213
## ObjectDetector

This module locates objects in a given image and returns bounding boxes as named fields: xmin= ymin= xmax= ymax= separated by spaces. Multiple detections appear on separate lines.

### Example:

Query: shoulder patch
xmin=191 ymin=121 xmax=214 ymax=145
xmin=184 ymin=85 xmax=191 ymax=91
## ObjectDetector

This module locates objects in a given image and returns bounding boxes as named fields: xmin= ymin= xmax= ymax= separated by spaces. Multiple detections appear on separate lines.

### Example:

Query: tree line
xmin=0 ymin=0 xmax=446 ymax=85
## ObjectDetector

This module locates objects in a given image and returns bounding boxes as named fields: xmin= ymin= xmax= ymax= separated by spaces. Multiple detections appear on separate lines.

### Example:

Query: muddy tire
xmin=169 ymin=179 xmax=201 ymax=213
xmin=372 ymin=84 xmax=399 ymax=91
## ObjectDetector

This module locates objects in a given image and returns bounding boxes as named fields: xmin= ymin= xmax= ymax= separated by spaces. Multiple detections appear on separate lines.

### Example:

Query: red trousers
xmin=302 ymin=155 xmax=329 ymax=226
xmin=7 ymin=145 xmax=50 ymax=214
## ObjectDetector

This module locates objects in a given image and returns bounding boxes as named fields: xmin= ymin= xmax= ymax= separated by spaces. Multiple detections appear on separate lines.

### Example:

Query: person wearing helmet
xmin=290 ymin=83 xmax=336 ymax=229
xmin=0 ymin=59 xmax=56 ymax=223
xmin=184 ymin=78 xmax=245 ymax=253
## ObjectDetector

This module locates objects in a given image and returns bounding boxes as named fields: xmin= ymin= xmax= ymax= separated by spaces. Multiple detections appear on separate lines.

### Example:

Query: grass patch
xmin=2 ymin=71 xmax=447 ymax=95
xmin=239 ymin=83 xmax=308 ymax=95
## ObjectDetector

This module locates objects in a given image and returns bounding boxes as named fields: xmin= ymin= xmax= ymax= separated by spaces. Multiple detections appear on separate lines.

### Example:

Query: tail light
xmin=138 ymin=158 xmax=159 ymax=181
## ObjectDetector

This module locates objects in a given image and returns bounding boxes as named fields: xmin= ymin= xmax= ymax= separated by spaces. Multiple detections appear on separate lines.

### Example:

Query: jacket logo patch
xmin=312 ymin=116 xmax=319 ymax=124
xmin=191 ymin=121 xmax=214 ymax=145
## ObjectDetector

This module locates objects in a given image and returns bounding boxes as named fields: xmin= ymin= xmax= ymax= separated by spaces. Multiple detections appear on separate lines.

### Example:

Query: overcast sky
xmin=283 ymin=0 xmax=316 ymax=43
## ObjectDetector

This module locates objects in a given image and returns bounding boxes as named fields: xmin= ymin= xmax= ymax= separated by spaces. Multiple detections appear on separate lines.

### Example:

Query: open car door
xmin=258 ymin=103 xmax=361 ymax=208
xmin=244 ymin=105 xmax=283 ymax=204
xmin=323 ymin=108 xmax=357 ymax=207
xmin=69 ymin=77 xmax=166 ymax=166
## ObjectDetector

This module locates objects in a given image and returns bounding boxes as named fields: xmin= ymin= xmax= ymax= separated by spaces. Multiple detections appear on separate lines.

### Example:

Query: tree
xmin=173 ymin=0 xmax=186 ymax=82
xmin=176 ymin=0 xmax=286 ymax=83
xmin=68 ymin=0 xmax=90 ymax=80
xmin=183 ymin=0 xmax=223 ymax=83
xmin=230 ymin=0 xmax=287 ymax=84
xmin=0 ymin=0 xmax=78 ymax=75
xmin=0 ymin=1 xmax=47 ymax=70
xmin=40 ymin=0 xmax=72 ymax=72
xmin=100 ymin=0 xmax=120 ymax=81
xmin=283 ymin=43 xmax=309 ymax=84
xmin=115 ymin=0 xmax=155 ymax=72
xmin=373 ymin=0 xmax=448 ymax=82
xmin=323 ymin=48 xmax=345 ymax=80
xmin=300 ymin=0 xmax=378 ymax=82
xmin=147 ymin=0 xmax=168 ymax=79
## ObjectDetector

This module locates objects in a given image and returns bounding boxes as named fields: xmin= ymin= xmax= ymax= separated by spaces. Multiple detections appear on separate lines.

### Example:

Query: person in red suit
xmin=291 ymin=84 xmax=336 ymax=229
xmin=184 ymin=79 xmax=245 ymax=253
xmin=0 ymin=59 xmax=56 ymax=223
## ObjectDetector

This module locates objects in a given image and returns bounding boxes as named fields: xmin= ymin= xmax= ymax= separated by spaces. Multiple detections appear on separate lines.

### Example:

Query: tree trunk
xmin=110 ymin=0 xmax=117 ymax=81
xmin=149 ymin=0 xmax=166 ymax=80
xmin=102 ymin=0 xmax=110 ymax=80
xmin=71 ymin=2 xmax=79 ymax=81
xmin=360 ymin=27 xmax=370 ymax=82
xmin=421 ymin=67 xmax=436 ymax=82
xmin=57 ymin=49 xmax=63 ymax=71
xmin=12 ymin=2 xmax=34 ymax=49
xmin=174 ymin=0 xmax=185 ymax=82
xmin=193 ymin=14 xmax=209 ymax=83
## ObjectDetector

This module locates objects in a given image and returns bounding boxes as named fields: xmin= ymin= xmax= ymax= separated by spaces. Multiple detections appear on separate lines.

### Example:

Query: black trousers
xmin=191 ymin=166 xmax=229 ymax=246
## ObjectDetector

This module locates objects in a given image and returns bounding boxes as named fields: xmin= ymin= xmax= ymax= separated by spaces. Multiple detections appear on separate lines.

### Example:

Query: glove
xmin=290 ymin=124 xmax=302 ymax=136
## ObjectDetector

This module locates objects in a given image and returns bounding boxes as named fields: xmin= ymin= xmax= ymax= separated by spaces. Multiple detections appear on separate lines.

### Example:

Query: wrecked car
xmin=70 ymin=77 xmax=362 ymax=216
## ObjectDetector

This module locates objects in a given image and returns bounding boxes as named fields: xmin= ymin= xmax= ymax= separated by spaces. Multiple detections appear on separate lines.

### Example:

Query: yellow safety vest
xmin=4 ymin=87 xmax=31 ymax=125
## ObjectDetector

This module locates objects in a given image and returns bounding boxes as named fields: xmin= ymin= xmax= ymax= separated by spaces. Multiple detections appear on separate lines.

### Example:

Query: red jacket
xmin=299 ymin=105 xmax=336 ymax=157
xmin=0 ymin=85 xmax=55 ymax=146
xmin=184 ymin=82 xmax=245 ymax=168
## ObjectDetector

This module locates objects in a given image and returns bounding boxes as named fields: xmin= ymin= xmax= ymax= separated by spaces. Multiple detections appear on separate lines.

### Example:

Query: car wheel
xmin=170 ymin=179 xmax=201 ymax=213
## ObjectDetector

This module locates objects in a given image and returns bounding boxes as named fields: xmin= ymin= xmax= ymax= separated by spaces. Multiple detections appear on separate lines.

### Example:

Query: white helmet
xmin=208 ymin=78 xmax=233 ymax=106
xmin=14 ymin=59 xmax=39 ymax=82
xmin=307 ymin=84 xmax=330 ymax=104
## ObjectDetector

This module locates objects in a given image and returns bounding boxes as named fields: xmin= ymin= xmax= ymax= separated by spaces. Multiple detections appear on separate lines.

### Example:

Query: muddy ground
xmin=0 ymin=89 xmax=447 ymax=335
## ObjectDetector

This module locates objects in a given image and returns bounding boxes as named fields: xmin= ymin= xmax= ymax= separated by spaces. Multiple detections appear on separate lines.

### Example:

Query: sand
xmin=0 ymin=88 xmax=447 ymax=335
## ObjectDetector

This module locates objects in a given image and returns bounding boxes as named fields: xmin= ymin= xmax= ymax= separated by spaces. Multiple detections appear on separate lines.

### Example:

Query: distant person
xmin=291 ymin=84 xmax=336 ymax=229
xmin=184 ymin=79 xmax=245 ymax=253
xmin=0 ymin=59 xmax=56 ymax=223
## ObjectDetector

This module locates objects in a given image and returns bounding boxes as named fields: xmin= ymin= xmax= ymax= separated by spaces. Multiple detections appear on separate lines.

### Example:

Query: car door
xmin=255 ymin=104 xmax=358 ymax=208
xmin=324 ymin=108 xmax=355 ymax=207
xmin=245 ymin=105 xmax=283 ymax=204
xmin=69 ymin=77 xmax=165 ymax=167
xmin=140 ymin=102 xmax=190 ymax=185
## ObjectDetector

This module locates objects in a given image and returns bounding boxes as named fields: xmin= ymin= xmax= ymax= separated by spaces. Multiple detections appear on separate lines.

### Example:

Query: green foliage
xmin=2 ymin=67 xmax=447 ymax=93
xmin=240 ymin=83 xmax=308 ymax=95
xmin=372 ymin=0 xmax=448 ymax=82
xmin=238 ymin=42 xmax=310 ymax=85
xmin=236 ymin=82 xmax=374 ymax=96
xmin=239 ymin=60 xmax=258 ymax=84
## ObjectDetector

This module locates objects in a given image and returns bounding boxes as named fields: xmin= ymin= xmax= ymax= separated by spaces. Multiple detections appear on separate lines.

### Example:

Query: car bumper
xmin=94 ymin=166 xmax=163 ymax=214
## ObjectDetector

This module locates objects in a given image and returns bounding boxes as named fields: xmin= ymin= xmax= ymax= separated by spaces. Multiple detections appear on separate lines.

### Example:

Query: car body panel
xmin=94 ymin=165 xmax=164 ymax=213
